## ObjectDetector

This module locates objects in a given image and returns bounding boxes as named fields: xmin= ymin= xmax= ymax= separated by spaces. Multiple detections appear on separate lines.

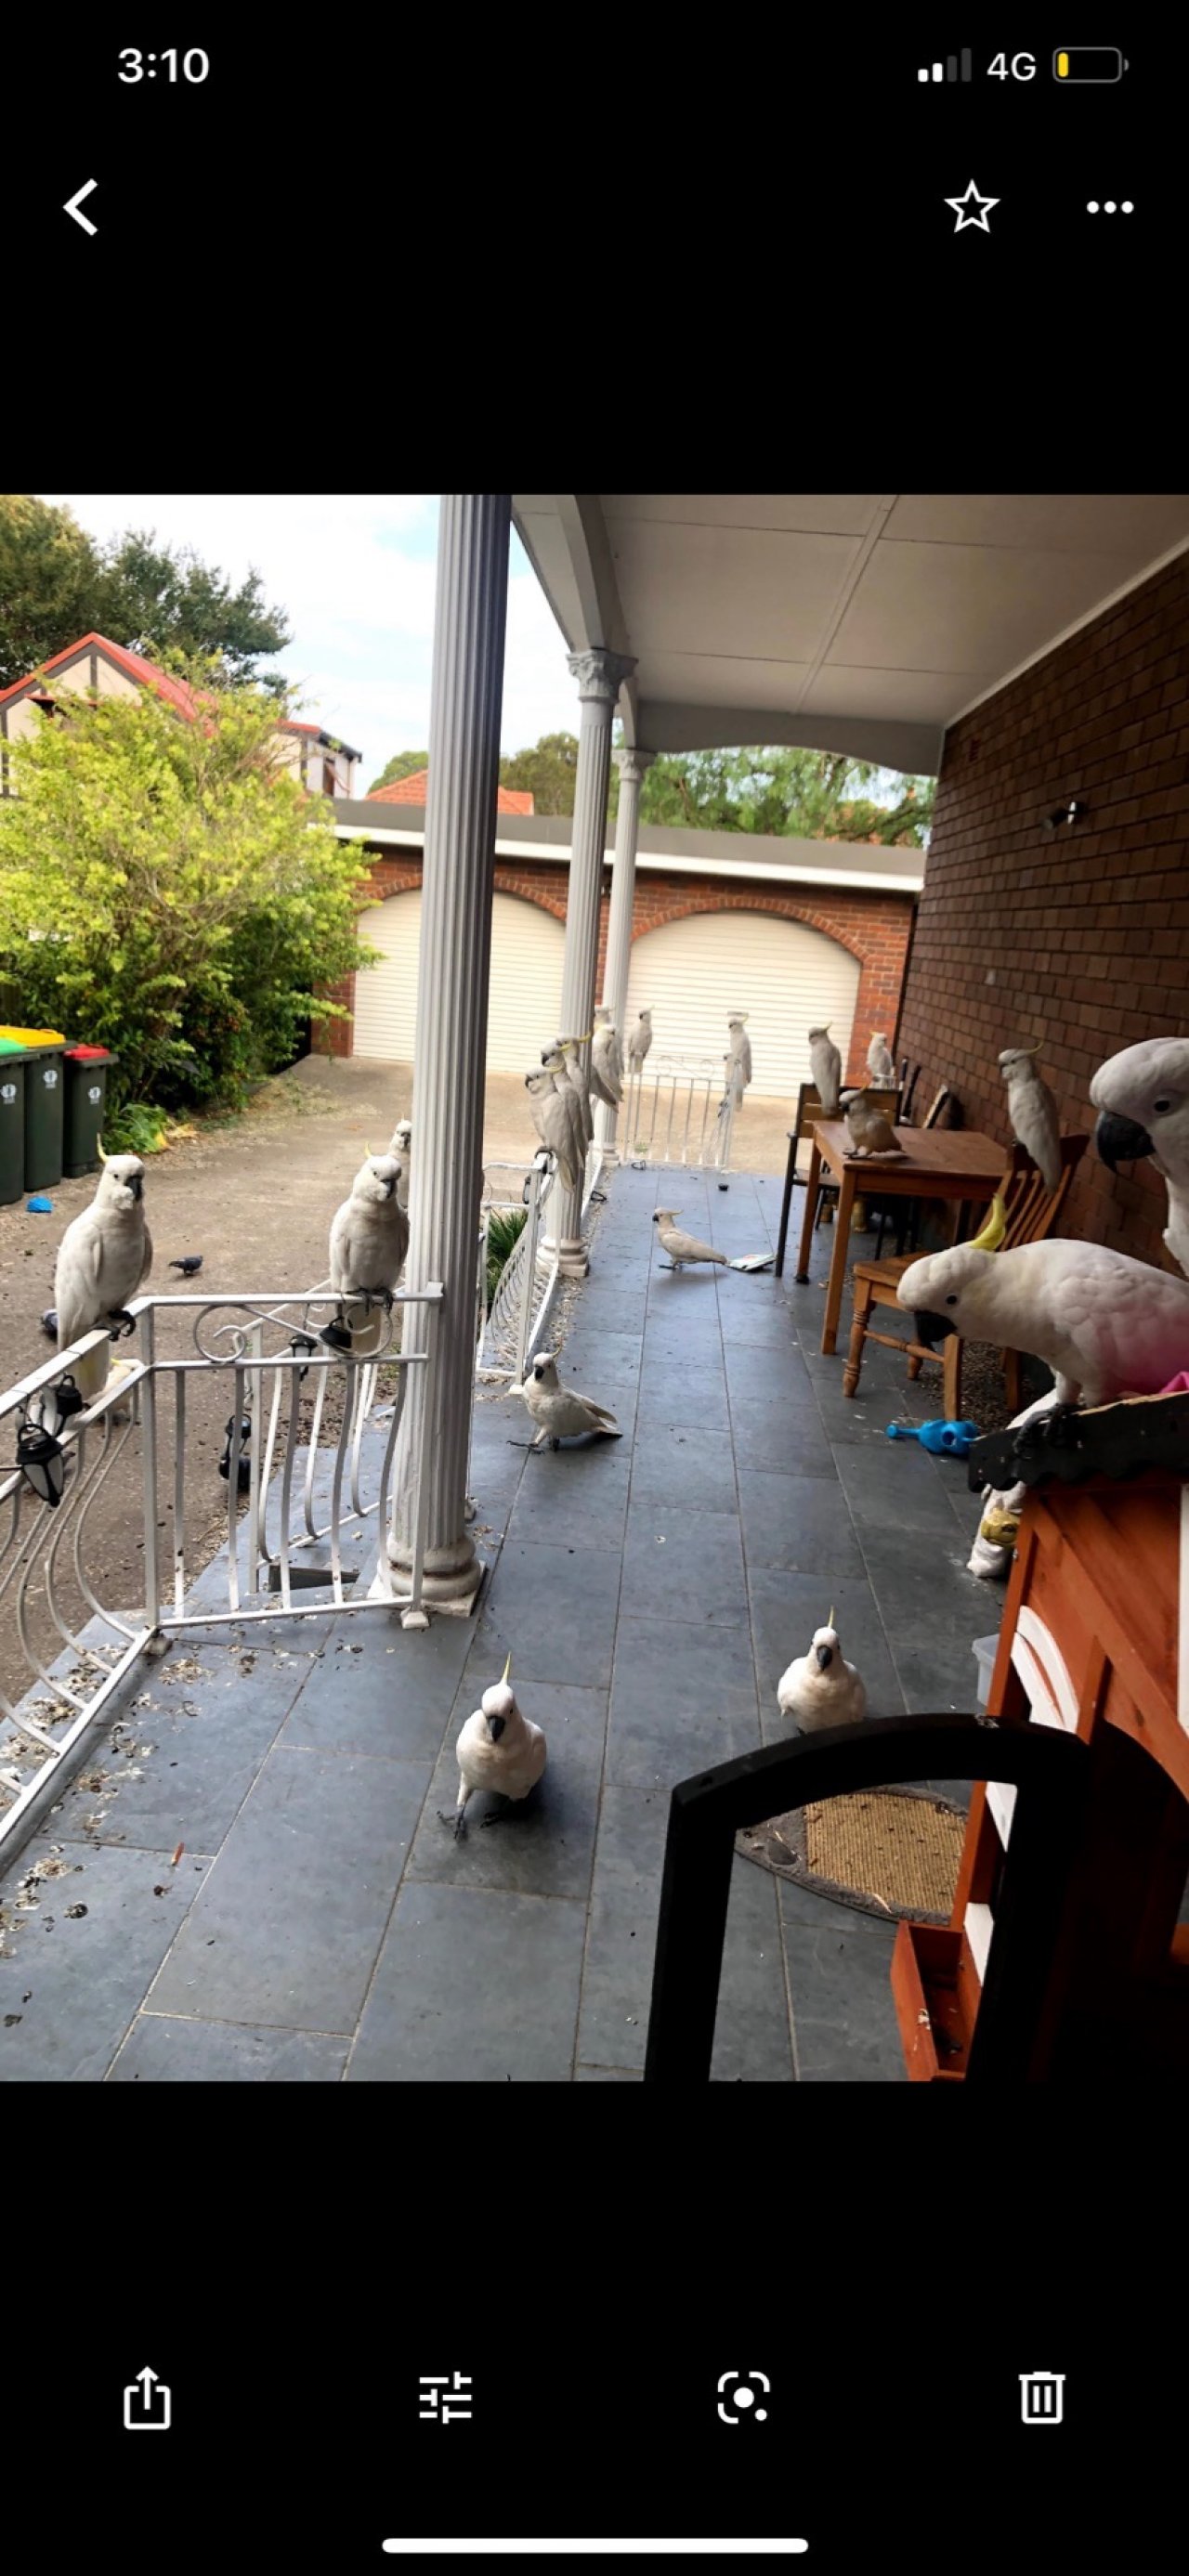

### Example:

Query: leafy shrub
xmin=486 ymin=1206 xmax=528 ymax=1307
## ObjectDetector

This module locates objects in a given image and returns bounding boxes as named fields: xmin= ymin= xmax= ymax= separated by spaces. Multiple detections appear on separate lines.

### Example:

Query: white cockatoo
xmin=439 ymin=1655 xmax=546 ymax=1839
xmin=999 ymin=1045 xmax=1062 ymax=1194
xmin=508 ymin=1350 xmax=621 ymax=1449
xmin=328 ymin=1151 xmax=409 ymax=1357
xmin=525 ymin=1065 xmax=579 ymax=1190
xmin=1091 ymin=1036 xmax=1189 ymax=1279
xmin=54 ymin=1149 xmax=153 ymax=1401
xmin=808 ymin=1026 xmax=842 ymax=1114
xmin=555 ymin=1034 xmax=594 ymax=1151
xmin=843 ymin=1090 xmax=904 ymax=1158
xmin=727 ymin=1014 xmax=752 ymax=1089
xmin=898 ymin=1194 xmax=1189 ymax=1407
xmin=540 ymin=1046 xmax=588 ymax=1175
xmin=592 ymin=1007 xmax=623 ymax=1101
xmin=777 ymin=1611 xmax=868 ymax=1735
xmin=652 ymin=1208 xmax=728 ymax=1270
xmin=627 ymin=1008 xmax=654 ymax=1070
xmin=388 ymin=1116 xmax=412 ymax=1213
xmin=866 ymin=1031 xmax=896 ymax=1084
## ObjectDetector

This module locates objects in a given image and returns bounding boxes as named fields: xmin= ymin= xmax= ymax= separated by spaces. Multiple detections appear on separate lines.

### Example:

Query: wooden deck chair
xmin=843 ymin=1132 xmax=1090 ymax=1413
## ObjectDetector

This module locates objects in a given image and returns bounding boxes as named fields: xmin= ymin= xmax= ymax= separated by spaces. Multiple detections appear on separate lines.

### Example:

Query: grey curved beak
xmin=1094 ymin=1108 xmax=1154 ymax=1171
xmin=129 ymin=1173 xmax=143 ymax=1201
xmin=488 ymin=1714 xmax=506 ymax=1744
xmin=816 ymin=1645 xmax=833 ymax=1672
xmin=914 ymin=1309 xmax=956 ymax=1349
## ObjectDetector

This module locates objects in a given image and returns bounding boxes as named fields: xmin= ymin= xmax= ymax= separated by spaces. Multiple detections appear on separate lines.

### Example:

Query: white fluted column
xmin=594 ymin=744 xmax=655 ymax=1158
xmin=387 ymin=495 xmax=511 ymax=1611
xmin=543 ymin=646 xmax=635 ymax=1274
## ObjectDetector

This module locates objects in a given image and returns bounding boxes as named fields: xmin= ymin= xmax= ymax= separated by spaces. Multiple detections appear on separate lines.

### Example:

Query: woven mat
xmin=737 ymin=1786 xmax=967 ymax=1924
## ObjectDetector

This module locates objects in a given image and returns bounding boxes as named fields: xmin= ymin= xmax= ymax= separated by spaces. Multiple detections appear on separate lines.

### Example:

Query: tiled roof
xmin=0 ymin=631 xmax=200 ymax=714
xmin=370 ymin=766 xmax=534 ymax=813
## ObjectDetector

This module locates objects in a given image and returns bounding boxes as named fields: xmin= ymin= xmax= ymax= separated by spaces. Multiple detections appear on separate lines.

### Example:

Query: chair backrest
xmin=923 ymin=1085 xmax=953 ymax=1129
xmin=1000 ymin=1134 xmax=1089 ymax=1249
xmin=901 ymin=1062 xmax=921 ymax=1121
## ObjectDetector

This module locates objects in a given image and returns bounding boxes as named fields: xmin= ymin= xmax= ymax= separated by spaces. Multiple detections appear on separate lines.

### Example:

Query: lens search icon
xmin=718 ymin=2370 xmax=771 ymax=2424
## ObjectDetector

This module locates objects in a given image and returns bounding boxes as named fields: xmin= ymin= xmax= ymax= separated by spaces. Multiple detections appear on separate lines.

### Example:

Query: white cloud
xmin=38 ymin=494 xmax=579 ymax=774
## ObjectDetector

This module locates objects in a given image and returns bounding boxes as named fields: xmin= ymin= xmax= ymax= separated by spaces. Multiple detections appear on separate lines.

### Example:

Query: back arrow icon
xmin=64 ymin=181 xmax=98 ymax=236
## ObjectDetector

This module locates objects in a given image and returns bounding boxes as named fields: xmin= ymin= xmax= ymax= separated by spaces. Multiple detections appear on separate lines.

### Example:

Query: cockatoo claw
xmin=438 ymin=1807 xmax=468 ymax=1839
xmin=108 ymin=1309 xmax=137 ymax=1339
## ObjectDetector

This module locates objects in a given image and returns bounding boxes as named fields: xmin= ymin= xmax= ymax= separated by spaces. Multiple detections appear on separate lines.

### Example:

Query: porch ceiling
xmin=512 ymin=494 xmax=1189 ymax=776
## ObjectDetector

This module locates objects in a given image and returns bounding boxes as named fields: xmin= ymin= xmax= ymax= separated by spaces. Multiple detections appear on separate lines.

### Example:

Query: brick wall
xmin=897 ymin=552 xmax=1189 ymax=1269
xmin=321 ymin=854 xmax=915 ymax=1081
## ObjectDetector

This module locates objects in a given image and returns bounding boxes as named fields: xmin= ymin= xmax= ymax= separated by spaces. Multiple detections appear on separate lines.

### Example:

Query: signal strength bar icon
xmin=918 ymin=51 xmax=973 ymax=82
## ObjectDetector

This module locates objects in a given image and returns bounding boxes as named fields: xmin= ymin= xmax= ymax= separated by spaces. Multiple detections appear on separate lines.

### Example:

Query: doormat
xmin=737 ymin=1786 xmax=967 ymax=1924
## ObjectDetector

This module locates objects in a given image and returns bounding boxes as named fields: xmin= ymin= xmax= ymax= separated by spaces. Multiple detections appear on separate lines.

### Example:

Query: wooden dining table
xmin=793 ymin=1121 xmax=1008 ymax=1355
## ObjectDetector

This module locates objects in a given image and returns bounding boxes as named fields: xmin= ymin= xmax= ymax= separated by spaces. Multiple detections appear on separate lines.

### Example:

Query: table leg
xmin=794 ymin=1138 xmax=821 ymax=1284
xmin=774 ymin=1135 xmax=797 ymax=1279
xmin=822 ymin=1164 xmax=858 ymax=1353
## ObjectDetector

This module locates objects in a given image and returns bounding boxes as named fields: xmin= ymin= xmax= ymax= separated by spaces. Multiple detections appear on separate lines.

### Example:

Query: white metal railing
xmin=477 ymin=1140 xmax=604 ymax=1384
xmin=0 ymin=1282 xmax=442 ymax=1864
xmin=621 ymin=1055 xmax=735 ymax=1171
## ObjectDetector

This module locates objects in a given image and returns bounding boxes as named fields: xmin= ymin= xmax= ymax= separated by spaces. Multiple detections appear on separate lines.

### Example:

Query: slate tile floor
xmin=0 ymin=1165 xmax=1001 ymax=2082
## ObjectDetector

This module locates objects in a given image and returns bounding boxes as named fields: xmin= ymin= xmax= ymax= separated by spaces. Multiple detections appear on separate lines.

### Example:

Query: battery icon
xmin=1053 ymin=47 xmax=1127 ymax=81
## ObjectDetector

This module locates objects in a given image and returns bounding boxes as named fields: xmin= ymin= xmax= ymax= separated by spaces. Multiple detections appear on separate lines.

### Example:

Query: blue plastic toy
xmin=886 ymin=1418 xmax=979 ymax=1457
xmin=26 ymin=1195 xmax=53 ymax=1214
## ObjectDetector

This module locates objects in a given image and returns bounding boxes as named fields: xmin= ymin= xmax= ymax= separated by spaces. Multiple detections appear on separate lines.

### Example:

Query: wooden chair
xmin=900 ymin=1061 xmax=921 ymax=1123
xmin=843 ymin=1133 xmax=1090 ymax=1413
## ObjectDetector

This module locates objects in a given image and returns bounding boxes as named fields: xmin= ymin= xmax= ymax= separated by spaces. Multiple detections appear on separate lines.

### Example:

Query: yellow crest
xmin=970 ymin=1195 xmax=1008 ymax=1253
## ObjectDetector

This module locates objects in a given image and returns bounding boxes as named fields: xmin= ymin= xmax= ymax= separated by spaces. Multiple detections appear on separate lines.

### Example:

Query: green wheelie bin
xmin=0 ymin=1028 xmax=67 ymax=1191
xmin=0 ymin=1037 xmax=29 ymax=1205
xmin=63 ymin=1045 xmax=115 ymax=1177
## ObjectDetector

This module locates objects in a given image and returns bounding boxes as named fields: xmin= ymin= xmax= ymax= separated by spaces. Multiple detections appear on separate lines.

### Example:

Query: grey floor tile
xmin=277 ymin=1613 xmax=472 ymax=1763
xmin=629 ymin=1424 xmax=738 ymax=1510
xmin=891 ymin=1640 xmax=989 ymax=1717
xmin=470 ymin=1541 xmax=623 ymax=1687
xmin=711 ymin=1857 xmax=794 ymax=2081
xmin=108 ymin=2017 xmax=349 ymax=2081
xmin=574 ymin=2063 xmax=642 ymax=2081
xmin=713 ymin=1298 xmax=804 ymax=1352
xmin=777 ymin=1880 xmax=906 ymax=2082
xmin=620 ymin=1503 xmax=747 ymax=1627
xmin=556 ymin=1331 xmax=644 ymax=1388
xmin=575 ymin=1784 xmax=673 ymax=2072
xmin=642 ymin=1314 xmax=725 ymax=1367
xmin=723 ymin=1342 xmax=817 ymax=1407
xmin=406 ymin=1682 xmax=606 ymax=1899
xmin=835 ymin=1438 xmax=974 ymax=1536
xmin=736 ymin=1470 xmax=865 ymax=1578
xmin=0 ymin=1840 xmax=213 ymax=2082
xmin=348 ymin=1882 xmax=586 ymax=2080
xmin=147 ymin=1746 xmax=429 ymax=2032
xmin=607 ymin=1611 xmax=760 ymax=1790
xmin=854 ymin=1519 xmax=991 ymax=1653
xmin=634 ymin=1360 xmax=729 ymax=1433
xmin=748 ymin=1567 xmax=904 ymax=1717
xmin=507 ymin=1457 xmax=631 ymax=1552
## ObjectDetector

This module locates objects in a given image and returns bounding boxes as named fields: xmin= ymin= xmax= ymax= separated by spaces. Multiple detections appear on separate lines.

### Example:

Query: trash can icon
xmin=1020 ymin=2371 xmax=1065 ymax=2425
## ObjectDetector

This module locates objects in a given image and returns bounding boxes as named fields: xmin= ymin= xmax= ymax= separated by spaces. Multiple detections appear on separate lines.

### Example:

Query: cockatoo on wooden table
xmin=999 ymin=1045 xmax=1062 ymax=1194
xmin=627 ymin=1008 xmax=654 ymax=1070
xmin=1091 ymin=1036 xmax=1189 ymax=1280
xmin=54 ymin=1149 xmax=152 ymax=1401
xmin=591 ymin=1008 xmax=623 ymax=1104
xmin=866 ymin=1031 xmax=896 ymax=1085
xmin=438 ymin=1655 xmax=546 ymax=1838
xmin=508 ymin=1351 xmax=621 ymax=1449
xmin=843 ymin=1090 xmax=905 ymax=1158
xmin=777 ymin=1610 xmax=868 ymax=1734
xmin=652 ymin=1208 xmax=727 ymax=1270
xmin=328 ymin=1152 xmax=408 ymax=1358
xmin=525 ymin=1064 xmax=579 ymax=1190
xmin=808 ymin=1026 xmax=842 ymax=1114
xmin=898 ymin=1194 xmax=1189 ymax=1408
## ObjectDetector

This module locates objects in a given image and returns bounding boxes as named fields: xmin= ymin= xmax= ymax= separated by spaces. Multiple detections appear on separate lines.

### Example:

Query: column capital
xmin=613 ymin=745 xmax=656 ymax=785
xmin=567 ymin=646 xmax=636 ymax=706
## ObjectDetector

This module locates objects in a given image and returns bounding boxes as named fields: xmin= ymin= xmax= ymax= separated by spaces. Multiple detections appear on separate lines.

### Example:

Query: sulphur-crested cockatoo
xmin=843 ymin=1090 xmax=904 ymax=1157
xmin=508 ymin=1350 xmax=621 ymax=1449
xmin=999 ymin=1045 xmax=1062 ymax=1194
xmin=328 ymin=1152 xmax=408 ymax=1357
xmin=592 ymin=1008 xmax=623 ymax=1103
xmin=541 ymin=1046 xmax=587 ymax=1174
xmin=525 ymin=1065 xmax=579 ymax=1190
xmin=652 ymin=1208 xmax=727 ymax=1270
xmin=898 ymin=1195 xmax=1189 ymax=1407
xmin=808 ymin=1026 xmax=842 ymax=1114
xmin=777 ymin=1610 xmax=867 ymax=1734
xmin=727 ymin=1014 xmax=752 ymax=1088
xmin=1091 ymin=1036 xmax=1189 ymax=1279
xmin=554 ymin=1034 xmax=594 ymax=1151
xmin=388 ymin=1116 xmax=412 ymax=1213
xmin=438 ymin=1656 xmax=546 ymax=1838
xmin=54 ymin=1150 xmax=152 ymax=1401
xmin=866 ymin=1031 xmax=896 ymax=1085
xmin=627 ymin=1008 xmax=654 ymax=1070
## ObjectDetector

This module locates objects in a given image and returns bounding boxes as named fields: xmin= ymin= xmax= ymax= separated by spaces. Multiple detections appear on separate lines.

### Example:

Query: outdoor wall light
xmin=1042 ymin=799 xmax=1087 ymax=831
xmin=15 ymin=1419 xmax=67 ymax=1508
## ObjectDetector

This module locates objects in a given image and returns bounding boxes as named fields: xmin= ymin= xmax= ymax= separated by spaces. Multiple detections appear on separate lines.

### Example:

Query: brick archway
xmin=322 ymin=858 xmax=574 ymax=1055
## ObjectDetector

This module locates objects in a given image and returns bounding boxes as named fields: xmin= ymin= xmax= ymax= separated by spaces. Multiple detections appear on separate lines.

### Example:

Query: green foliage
xmin=637 ymin=746 xmax=934 ymax=845
xmin=367 ymin=748 xmax=430 ymax=794
xmin=499 ymin=732 xmax=613 ymax=819
xmin=0 ymin=653 xmax=378 ymax=1117
xmin=102 ymin=1099 xmax=171 ymax=1155
xmin=0 ymin=495 xmax=291 ymax=691
xmin=485 ymin=1206 xmax=527 ymax=1306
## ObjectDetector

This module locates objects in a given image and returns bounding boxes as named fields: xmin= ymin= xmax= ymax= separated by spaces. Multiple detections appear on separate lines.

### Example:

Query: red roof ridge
xmin=370 ymin=765 xmax=534 ymax=814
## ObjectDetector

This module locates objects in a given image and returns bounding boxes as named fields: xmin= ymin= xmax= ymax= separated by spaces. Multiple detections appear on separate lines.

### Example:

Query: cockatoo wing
xmin=55 ymin=1214 xmax=104 ymax=1343
xmin=1010 ymin=1079 xmax=1062 ymax=1193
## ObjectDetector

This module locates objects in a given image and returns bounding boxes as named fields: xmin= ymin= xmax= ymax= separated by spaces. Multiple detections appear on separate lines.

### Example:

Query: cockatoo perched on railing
xmin=591 ymin=1007 xmax=623 ymax=1104
xmin=438 ymin=1655 xmax=546 ymax=1839
xmin=1091 ymin=1036 xmax=1189 ymax=1280
xmin=898 ymin=1193 xmax=1189 ymax=1408
xmin=725 ymin=1013 xmax=751 ymax=1109
xmin=777 ymin=1609 xmax=867 ymax=1735
xmin=540 ymin=1046 xmax=587 ymax=1175
xmin=54 ymin=1147 xmax=152 ymax=1401
xmin=508 ymin=1351 xmax=621 ymax=1450
xmin=328 ymin=1151 xmax=408 ymax=1358
xmin=808 ymin=1025 xmax=842 ymax=1114
xmin=525 ymin=1064 xmax=579 ymax=1190
xmin=999 ymin=1044 xmax=1062 ymax=1194
xmin=627 ymin=1008 xmax=654 ymax=1070
xmin=388 ymin=1116 xmax=412 ymax=1213
xmin=547 ymin=1034 xmax=594 ymax=1151
xmin=866 ymin=1031 xmax=896 ymax=1084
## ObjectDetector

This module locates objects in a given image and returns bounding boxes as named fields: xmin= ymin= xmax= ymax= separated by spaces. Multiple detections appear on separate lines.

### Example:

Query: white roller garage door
xmin=352 ymin=890 xmax=567 ymax=1070
xmin=623 ymin=909 xmax=860 ymax=1099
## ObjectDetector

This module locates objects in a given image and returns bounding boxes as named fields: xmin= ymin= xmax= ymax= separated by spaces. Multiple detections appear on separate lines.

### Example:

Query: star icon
xmin=945 ymin=178 xmax=1000 ymax=233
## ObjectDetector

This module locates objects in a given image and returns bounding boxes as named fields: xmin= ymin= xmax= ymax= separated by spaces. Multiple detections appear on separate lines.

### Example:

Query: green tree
xmin=367 ymin=748 xmax=431 ymax=793
xmin=0 ymin=654 xmax=376 ymax=1112
xmin=498 ymin=731 xmax=621 ymax=819
xmin=0 ymin=494 xmax=292 ymax=693
xmin=637 ymin=746 xmax=933 ymax=845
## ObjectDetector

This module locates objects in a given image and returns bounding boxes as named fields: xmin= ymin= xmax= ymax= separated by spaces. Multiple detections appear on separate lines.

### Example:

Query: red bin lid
xmin=65 ymin=1045 xmax=113 ymax=1061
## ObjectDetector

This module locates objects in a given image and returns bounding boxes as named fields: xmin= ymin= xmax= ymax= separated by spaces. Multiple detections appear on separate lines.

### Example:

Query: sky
xmin=40 ymin=496 xmax=580 ymax=785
